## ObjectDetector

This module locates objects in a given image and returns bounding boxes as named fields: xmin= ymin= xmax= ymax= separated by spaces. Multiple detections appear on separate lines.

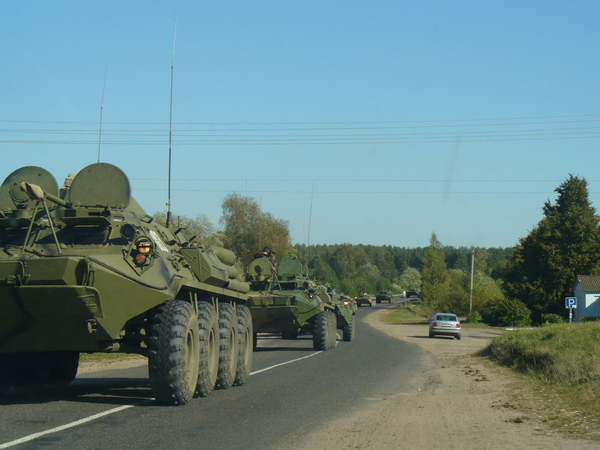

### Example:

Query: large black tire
xmin=148 ymin=300 xmax=200 ymax=406
xmin=10 ymin=352 xmax=79 ymax=386
xmin=234 ymin=304 xmax=253 ymax=386
xmin=0 ymin=355 xmax=12 ymax=396
xmin=216 ymin=303 xmax=238 ymax=390
xmin=342 ymin=314 xmax=356 ymax=342
xmin=313 ymin=310 xmax=336 ymax=351
xmin=195 ymin=301 xmax=219 ymax=398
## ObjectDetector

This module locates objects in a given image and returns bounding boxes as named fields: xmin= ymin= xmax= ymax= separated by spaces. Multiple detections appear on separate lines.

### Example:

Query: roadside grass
xmin=80 ymin=352 xmax=144 ymax=363
xmin=479 ymin=322 xmax=600 ymax=438
xmin=381 ymin=302 xmax=432 ymax=324
xmin=382 ymin=302 xmax=491 ymax=328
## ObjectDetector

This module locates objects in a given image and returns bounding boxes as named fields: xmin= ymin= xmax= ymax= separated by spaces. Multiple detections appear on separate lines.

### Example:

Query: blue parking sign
xmin=565 ymin=297 xmax=577 ymax=309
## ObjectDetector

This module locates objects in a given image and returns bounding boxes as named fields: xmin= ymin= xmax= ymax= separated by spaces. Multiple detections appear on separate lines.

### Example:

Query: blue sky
xmin=2 ymin=1 xmax=600 ymax=248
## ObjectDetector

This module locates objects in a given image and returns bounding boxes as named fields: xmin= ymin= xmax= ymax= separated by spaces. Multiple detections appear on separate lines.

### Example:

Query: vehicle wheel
xmin=281 ymin=332 xmax=298 ymax=340
xmin=148 ymin=300 xmax=200 ymax=405
xmin=456 ymin=334 xmax=462 ymax=340
xmin=216 ymin=303 xmax=238 ymax=389
xmin=0 ymin=355 xmax=12 ymax=396
xmin=313 ymin=310 xmax=336 ymax=351
xmin=195 ymin=301 xmax=219 ymax=398
xmin=10 ymin=352 xmax=79 ymax=386
xmin=342 ymin=314 xmax=355 ymax=342
xmin=47 ymin=352 xmax=79 ymax=384
xmin=376 ymin=299 xmax=381 ymax=304
xmin=429 ymin=332 xmax=434 ymax=338
xmin=235 ymin=304 xmax=253 ymax=386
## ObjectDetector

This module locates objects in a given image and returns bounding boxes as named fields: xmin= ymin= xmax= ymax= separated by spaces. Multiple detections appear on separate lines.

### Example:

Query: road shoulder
xmin=288 ymin=308 xmax=598 ymax=449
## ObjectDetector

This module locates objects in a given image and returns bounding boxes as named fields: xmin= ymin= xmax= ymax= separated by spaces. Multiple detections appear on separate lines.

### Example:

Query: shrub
xmin=482 ymin=298 xmax=531 ymax=327
xmin=542 ymin=313 xmax=563 ymax=325
xmin=581 ymin=316 xmax=600 ymax=322
xmin=466 ymin=311 xmax=482 ymax=323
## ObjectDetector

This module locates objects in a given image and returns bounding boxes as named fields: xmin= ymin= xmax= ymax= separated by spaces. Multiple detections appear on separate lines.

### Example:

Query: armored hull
xmin=0 ymin=163 xmax=252 ymax=405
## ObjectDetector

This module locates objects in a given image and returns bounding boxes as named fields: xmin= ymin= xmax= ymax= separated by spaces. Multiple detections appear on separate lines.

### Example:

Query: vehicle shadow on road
xmin=0 ymin=378 xmax=153 ymax=406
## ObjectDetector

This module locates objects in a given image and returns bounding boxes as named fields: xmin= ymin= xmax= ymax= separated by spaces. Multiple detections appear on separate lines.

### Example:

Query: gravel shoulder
xmin=288 ymin=309 xmax=598 ymax=449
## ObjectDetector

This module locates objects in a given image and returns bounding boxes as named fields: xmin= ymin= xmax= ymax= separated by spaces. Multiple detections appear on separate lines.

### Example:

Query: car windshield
xmin=436 ymin=315 xmax=457 ymax=322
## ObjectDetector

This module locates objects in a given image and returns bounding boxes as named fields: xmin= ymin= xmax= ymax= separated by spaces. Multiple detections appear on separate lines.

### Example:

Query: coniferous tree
xmin=503 ymin=175 xmax=600 ymax=321
xmin=422 ymin=233 xmax=448 ymax=310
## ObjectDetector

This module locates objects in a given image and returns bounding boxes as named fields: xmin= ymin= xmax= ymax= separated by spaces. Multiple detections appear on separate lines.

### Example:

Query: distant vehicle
xmin=355 ymin=291 xmax=375 ymax=307
xmin=429 ymin=313 xmax=461 ymax=340
xmin=376 ymin=290 xmax=393 ymax=303
xmin=405 ymin=289 xmax=420 ymax=298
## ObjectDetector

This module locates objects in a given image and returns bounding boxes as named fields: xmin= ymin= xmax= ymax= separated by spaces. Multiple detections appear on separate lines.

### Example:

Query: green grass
xmin=80 ymin=352 xmax=144 ymax=363
xmin=479 ymin=322 xmax=600 ymax=438
xmin=382 ymin=302 xmax=492 ymax=328
xmin=381 ymin=303 xmax=432 ymax=324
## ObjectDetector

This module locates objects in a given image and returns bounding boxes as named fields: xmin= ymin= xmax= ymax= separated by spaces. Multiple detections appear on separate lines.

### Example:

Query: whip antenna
xmin=166 ymin=18 xmax=177 ymax=227
xmin=97 ymin=67 xmax=107 ymax=163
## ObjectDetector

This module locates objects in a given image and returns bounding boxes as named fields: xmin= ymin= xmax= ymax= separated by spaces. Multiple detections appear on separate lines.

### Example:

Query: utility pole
xmin=469 ymin=247 xmax=475 ymax=313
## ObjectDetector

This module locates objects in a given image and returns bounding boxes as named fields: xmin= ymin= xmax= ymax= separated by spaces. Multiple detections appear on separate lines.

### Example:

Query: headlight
xmin=134 ymin=238 xmax=153 ymax=265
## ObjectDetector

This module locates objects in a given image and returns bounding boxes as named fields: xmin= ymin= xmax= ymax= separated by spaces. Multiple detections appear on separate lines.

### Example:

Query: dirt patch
xmin=78 ymin=355 xmax=146 ymax=375
xmin=289 ymin=309 xmax=599 ymax=449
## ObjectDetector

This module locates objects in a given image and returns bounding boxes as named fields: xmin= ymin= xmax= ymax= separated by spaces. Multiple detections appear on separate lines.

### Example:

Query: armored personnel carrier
xmin=247 ymin=256 xmax=355 ymax=350
xmin=376 ymin=290 xmax=393 ymax=303
xmin=355 ymin=291 xmax=376 ymax=307
xmin=0 ymin=163 xmax=252 ymax=405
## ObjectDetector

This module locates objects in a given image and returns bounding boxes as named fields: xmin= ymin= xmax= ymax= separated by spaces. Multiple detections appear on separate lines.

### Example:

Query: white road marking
xmin=249 ymin=351 xmax=323 ymax=375
xmin=0 ymin=351 xmax=324 ymax=448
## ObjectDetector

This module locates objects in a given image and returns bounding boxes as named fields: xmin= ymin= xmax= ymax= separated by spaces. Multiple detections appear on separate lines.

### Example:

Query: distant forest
xmin=292 ymin=243 xmax=513 ymax=297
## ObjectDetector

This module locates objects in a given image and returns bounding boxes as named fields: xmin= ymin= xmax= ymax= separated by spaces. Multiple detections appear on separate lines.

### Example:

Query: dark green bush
xmin=581 ymin=316 xmax=600 ymax=322
xmin=542 ymin=313 xmax=564 ymax=325
xmin=482 ymin=298 xmax=532 ymax=327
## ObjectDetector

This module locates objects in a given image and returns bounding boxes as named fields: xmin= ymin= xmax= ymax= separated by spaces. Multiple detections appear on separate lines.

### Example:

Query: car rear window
xmin=436 ymin=315 xmax=457 ymax=321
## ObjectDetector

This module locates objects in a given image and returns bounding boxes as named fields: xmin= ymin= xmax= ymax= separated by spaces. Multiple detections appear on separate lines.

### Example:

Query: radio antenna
xmin=307 ymin=182 xmax=314 ymax=246
xmin=166 ymin=18 xmax=177 ymax=228
xmin=97 ymin=67 xmax=107 ymax=163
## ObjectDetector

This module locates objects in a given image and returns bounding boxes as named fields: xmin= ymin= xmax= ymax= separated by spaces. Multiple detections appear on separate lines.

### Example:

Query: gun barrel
xmin=20 ymin=182 xmax=70 ymax=208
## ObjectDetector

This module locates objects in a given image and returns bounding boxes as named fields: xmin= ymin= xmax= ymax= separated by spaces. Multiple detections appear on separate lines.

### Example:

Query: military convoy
xmin=246 ymin=256 xmax=356 ymax=349
xmin=0 ymin=162 xmax=359 ymax=405
xmin=0 ymin=163 xmax=252 ymax=405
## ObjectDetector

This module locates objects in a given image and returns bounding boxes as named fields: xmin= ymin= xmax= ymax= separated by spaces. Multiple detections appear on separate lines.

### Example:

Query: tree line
xmin=156 ymin=174 xmax=600 ymax=327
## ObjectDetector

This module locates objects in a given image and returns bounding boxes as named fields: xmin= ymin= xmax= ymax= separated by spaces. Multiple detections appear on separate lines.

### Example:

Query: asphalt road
xmin=0 ymin=301 xmax=429 ymax=449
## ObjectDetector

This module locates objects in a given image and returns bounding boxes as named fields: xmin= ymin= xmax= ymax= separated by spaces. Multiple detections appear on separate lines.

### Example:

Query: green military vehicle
xmin=247 ymin=256 xmax=356 ymax=349
xmin=376 ymin=290 xmax=393 ymax=304
xmin=0 ymin=163 xmax=252 ymax=405
xmin=355 ymin=291 xmax=375 ymax=307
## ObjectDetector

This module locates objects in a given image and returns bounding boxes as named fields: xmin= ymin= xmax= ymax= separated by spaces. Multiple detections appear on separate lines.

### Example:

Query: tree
xmin=503 ymin=175 xmax=600 ymax=321
xmin=220 ymin=193 xmax=292 ymax=268
xmin=421 ymin=233 xmax=448 ymax=310
xmin=153 ymin=211 xmax=219 ymax=244
xmin=398 ymin=267 xmax=422 ymax=291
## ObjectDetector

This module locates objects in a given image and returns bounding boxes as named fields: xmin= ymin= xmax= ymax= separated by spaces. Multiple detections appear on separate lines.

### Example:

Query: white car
xmin=429 ymin=313 xmax=461 ymax=340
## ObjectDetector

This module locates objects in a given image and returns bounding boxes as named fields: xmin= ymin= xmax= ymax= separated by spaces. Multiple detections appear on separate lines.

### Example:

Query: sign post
xmin=565 ymin=297 xmax=577 ymax=323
